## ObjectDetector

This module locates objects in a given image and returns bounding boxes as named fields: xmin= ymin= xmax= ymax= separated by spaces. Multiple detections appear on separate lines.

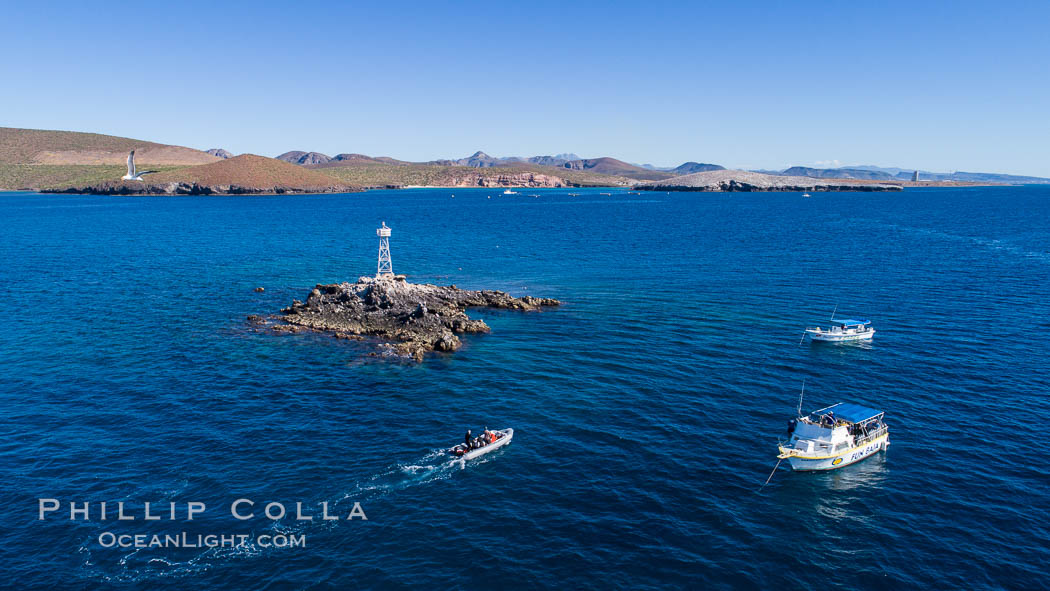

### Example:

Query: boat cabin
xmin=837 ymin=318 xmax=871 ymax=330
xmin=816 ymin=319 xmax=871 ymax=333
xmin=785 ymin=402 xmax=886 ymax=454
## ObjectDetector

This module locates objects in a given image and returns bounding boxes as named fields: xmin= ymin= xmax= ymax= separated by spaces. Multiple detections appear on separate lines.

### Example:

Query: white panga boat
xmin=449 ymin=428 xmax=513 ymax=460
xmin=804 ymin=317 xmax=874 ymax=342
xmin=778 ymin=403 xmax=889 ymax=471
xmin=503 ymin=189 xmax=518 ymax=195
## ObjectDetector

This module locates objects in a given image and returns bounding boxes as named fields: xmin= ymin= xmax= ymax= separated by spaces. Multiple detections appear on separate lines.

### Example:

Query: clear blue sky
xmin=3 ymin=1 xmax=1048 ymax=175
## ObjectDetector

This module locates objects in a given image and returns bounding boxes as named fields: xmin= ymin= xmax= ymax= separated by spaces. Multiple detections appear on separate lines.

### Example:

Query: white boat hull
xmin=452 ymin=428 xmax=513 ymax=460
xmin=783 ymin=434 xmax=889 ymax=471
xmin=806 ymin=329 xmax=874 ymax=342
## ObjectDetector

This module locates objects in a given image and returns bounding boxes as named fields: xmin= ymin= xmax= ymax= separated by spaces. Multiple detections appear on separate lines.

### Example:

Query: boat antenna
xmin=830 ymin=304 xmax=838 ymax=321
xmin=797 ymin=379 xmax=806 ymax=416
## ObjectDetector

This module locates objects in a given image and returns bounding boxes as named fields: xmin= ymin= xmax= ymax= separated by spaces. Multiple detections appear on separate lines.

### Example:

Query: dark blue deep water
xmin=1 ymin=187 xmax=1048 ymax=590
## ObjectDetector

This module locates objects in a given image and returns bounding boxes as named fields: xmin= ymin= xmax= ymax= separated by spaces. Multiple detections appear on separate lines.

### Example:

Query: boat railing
xmin=807 ymin=324 xmax=872 ymax=333
xmin=779 ymin=423 xmax=887 ymax=457
xmin=854 ymin=425 xmax=888 ymax=446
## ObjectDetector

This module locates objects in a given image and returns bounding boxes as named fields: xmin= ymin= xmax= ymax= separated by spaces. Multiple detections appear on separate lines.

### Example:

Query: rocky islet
xmin=264 ymin=275 xmax=559 ymax=361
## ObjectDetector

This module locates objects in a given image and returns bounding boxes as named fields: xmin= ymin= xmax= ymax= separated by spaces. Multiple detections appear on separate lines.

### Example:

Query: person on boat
xmin=465 ymin=429 xmax=472 ymax=448
xmin=483 ymin=427 xmax=494 ymax=443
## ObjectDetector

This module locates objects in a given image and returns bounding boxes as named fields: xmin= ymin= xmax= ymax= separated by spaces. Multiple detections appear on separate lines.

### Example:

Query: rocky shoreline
xmin=265 ymin=275 xmax=559 ymax=360
xmin=635 ymin=170 xmax=903 ymax=192
xmin=43 ymin=181 xmax=355 ymax=195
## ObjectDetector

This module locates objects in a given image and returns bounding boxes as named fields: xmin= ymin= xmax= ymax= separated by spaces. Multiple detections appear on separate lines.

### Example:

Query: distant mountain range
xmin=276 ymin=147 xmax=1050 ymax=184
xmin=557 ymin=157 xmax=666 ymax=180
xmin=275 ymin=150 xmax=730 ymax=181
xmin=780 ymin=166 xmax=900 ymax=181
xmin=668 ymin=162 xmax=726 ymax=175
xmin=773 ymin=165 xmax=1050 ymax=184
xmin=276 ymin=151 xmax=335 ymax=165
xmin=854 ymin=164 xmax=1050 ymax=184
xmin=636 ymin=161 xmax=724 ymax=174
xmin=424 ymin=151 xmax=584 ymax=168
xmin=276 ymin=151 xmax=409 ymax=166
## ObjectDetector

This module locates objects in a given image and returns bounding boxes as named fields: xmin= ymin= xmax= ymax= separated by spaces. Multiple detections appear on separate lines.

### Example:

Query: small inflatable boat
xmin=450 ymin=428 xmax=513 ymax=460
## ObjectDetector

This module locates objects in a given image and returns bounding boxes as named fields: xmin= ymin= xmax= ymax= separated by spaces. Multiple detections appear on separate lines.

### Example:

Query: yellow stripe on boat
xmin=777 ymin=433 xmax=888 ymax=460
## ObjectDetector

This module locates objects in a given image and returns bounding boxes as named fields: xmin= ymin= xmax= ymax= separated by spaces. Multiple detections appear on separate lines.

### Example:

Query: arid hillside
xmin=0 ymin=127 xmax=219 ymax=165
xmin=42 ymin=154 xmax=353 ymax=194
xmin=149 ymin=154 xmax=346 ymax=189
xmin=312 ymin=161 xmax=633 ymax=188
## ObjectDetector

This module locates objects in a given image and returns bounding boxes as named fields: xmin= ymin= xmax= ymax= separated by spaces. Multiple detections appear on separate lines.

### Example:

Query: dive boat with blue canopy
xmin=778 ymin=402 xmax=889 ymax=471
xmin=804 ymin=317 xmax=874 ymax=342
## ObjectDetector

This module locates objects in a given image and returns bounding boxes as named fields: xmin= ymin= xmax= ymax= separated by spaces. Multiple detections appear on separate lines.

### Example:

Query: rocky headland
xmin=635 ymin=169 xmax=903 ymax=192
xmin=270 ymin=276 xmax=559 ymax=360
xmin=42 ymin=154 xmax=355 ymax=195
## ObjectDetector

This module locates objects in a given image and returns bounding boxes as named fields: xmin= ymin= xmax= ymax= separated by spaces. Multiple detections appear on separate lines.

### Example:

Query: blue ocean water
xmin=1 ymin=187 xmax=1048 ymax=590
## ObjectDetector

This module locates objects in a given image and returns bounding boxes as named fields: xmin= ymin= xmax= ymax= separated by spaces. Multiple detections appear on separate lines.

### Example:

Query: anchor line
xmin=760 ymin=458 xmax=783 ymax=490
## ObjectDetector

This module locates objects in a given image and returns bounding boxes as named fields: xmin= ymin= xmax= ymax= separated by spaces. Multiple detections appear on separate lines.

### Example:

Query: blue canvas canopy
xmin=813 ymin=402 xmax=883 ymax=424
xmin=832 ymin=318 xmax=870 ymax=326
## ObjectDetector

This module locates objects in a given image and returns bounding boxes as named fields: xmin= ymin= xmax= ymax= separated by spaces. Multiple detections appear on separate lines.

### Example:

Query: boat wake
xmin=81 ymin=449 xmax=481 ymax=584
xmin=352 ymin=451 xmax=453 ymax=496
xmin=336 ymin=448 xmax=478 ymax=503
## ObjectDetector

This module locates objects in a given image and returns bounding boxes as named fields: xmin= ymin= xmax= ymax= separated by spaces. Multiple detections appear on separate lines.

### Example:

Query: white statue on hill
xmin=121 ymin=150 xmax=155 ymax=181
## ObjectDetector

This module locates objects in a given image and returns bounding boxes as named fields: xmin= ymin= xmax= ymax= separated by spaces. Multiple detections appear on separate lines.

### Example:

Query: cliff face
xmin=273 ymin=276 xmax=559 ymax=360
xmin=447 ymin=172 xmax=568 ymax=188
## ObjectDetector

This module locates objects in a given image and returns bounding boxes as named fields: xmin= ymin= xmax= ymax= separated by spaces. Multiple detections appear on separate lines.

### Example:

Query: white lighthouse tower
xmin=376 ymin=222 xmax=393 ymax=278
